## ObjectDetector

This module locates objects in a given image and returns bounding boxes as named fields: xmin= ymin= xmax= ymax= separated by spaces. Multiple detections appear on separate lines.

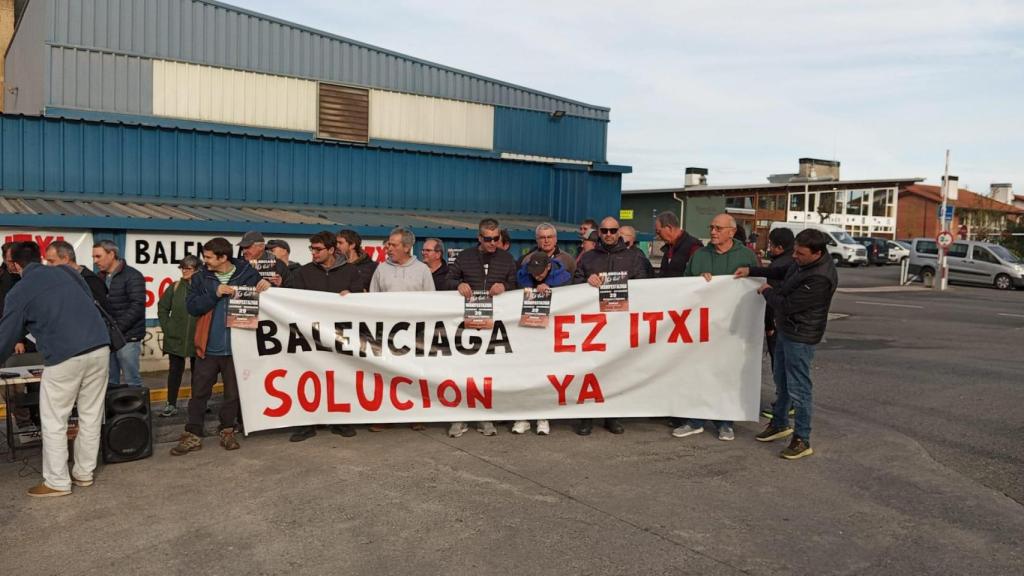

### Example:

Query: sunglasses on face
xmin=480 ymin=235 xmax=500 ymax=243
xmin=599 ymin=228 xmax=619 ymax=234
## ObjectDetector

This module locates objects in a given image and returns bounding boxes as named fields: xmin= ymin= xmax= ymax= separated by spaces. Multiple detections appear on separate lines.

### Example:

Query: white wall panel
xmin=369 ymin=90 xmax=493 ymax=150
xmin=152 ymin=60 xmax=316 ymax=132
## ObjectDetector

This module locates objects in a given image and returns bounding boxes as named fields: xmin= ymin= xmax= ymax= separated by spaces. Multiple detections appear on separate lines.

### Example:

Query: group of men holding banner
xmin=0 ymin=204 xmax=839 ymax=496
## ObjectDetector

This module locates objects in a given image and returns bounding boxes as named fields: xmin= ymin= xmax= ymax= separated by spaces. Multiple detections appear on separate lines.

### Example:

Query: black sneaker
xmin=755 ymin=424 xmax=793 ymax=443
xmin=761 ymin=407 xmax=796 ymax=420
xmin=330 ymin=425 xmax=357 ymax=437
xmin=604 ymin=419 xmax=625 ymax=435
xmin=289 ymin=426 xmax=316 ymax=443
xmin=575 ymin=419 xmax=593 ymax=436
xmin=780 ymin=436 xmax=814 ymax=460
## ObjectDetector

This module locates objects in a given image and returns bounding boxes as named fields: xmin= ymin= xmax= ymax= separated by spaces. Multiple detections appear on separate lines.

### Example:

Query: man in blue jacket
xmin=0 ymin=242 xmax=110 ymax=497
xmin=170 ymin=237 xmax=269 ymax=456
xmin=92 ymin=240 xmax=146 ymax=387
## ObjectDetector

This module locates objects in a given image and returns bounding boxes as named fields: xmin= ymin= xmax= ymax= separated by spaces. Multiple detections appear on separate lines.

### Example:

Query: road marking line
xmin=997 ymin=313 xmax=1024 ymax=319
xmin=853 ymin=301 xmax=924 ymax=309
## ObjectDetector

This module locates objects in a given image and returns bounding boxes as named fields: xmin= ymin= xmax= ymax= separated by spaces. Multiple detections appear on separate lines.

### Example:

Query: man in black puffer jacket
xmin=92 ymin=240 xmax=146 ymax=387
xmin=444 ymin=218 xmax=517 ymax=439
xmin=572 ymin=216 xmax=650 ymax=436
xmin=735 ymin=228 xmax=838 ymax=461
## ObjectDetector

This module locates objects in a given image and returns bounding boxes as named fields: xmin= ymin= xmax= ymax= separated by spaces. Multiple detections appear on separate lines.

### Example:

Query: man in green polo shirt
xmin=674 ymin=212 xmax=759 ymax=442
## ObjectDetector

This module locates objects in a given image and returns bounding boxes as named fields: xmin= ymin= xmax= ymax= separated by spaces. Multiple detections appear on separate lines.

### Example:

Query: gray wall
xmin=3 ymin=0 xmax=46 ymax=114
xmin=47 ymin=45 xmax=152 ymax=114
xmin=44 ymin=0 xmax=609 ymax=120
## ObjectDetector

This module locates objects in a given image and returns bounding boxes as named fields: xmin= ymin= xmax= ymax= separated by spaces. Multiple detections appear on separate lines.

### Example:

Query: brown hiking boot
xmin=780 ymin=436 xmax=814 ymax=460
xmin=170 ymin=432 xmax=202 ymax=456
xmin=219 ymin=428 xmax=240 ymax=451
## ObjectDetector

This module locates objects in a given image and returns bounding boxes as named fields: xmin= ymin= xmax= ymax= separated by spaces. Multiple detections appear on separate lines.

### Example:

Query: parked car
xmin=909 ymin=238 xmax=1024 ymax=290
xmin=854 ymin=237 xmax=890 ymax=266
xmin=886 ymin=240 xmax=910 ymax=265
xmin=770 ymin=222 xmax=868 ymax=267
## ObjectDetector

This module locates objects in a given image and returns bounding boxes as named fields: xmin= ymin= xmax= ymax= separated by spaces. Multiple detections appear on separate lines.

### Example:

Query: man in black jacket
xmin=93 ymin=240 xmax=146 ymax=387
xmin=735 ymin=229 xmax=838 ymax=460
xmin=336 ymin=229 xmax=378 ymax=293
xmin=654 ymin=211 xmax=702 ymax=278
xmin=238 ymin=231 xmax=290 ymax=287
xmin=762 ymin=228 xmax=795 ymax=371
xmin=285 ymin=231 xmax=362 ymax=442
xmin=445 ymin=218 xmax=517 ymax=438
xmin=572 ymin=216 xmax=650 ymax=436
xmin=422 ymin=237 xmax=450 ymax=291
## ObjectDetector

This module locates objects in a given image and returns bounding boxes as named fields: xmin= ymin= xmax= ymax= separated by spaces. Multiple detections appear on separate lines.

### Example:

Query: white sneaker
xmin=718 ymin=425 xmax=735 ymax=441
xmin=511 ymin=420 xmax=531 ymax=434
xmin=477 ymin=421 xmax=497 ymax=436
xmin=672 ymin=424 xmax=705 ymax=438
xmin=536 ymin=420 xmax=550 ymax=435
xmin=448 ymin=422 xmax=469 ymax=438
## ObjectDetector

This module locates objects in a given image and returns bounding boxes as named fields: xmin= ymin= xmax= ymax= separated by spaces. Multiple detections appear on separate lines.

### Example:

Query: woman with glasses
xmin=157 ymin=255 xmax=200 ymax=417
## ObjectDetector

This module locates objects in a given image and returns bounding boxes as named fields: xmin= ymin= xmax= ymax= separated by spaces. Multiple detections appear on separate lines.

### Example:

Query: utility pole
xmin=935 ymin=150 xmax=951 ymax=291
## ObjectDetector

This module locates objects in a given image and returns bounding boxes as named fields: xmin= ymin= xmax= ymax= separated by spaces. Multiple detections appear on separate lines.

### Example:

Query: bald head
xmin=598 ymin=217 xmax=621 ymax=247
xmin=709 ymin=213 xmax=737 ymax=250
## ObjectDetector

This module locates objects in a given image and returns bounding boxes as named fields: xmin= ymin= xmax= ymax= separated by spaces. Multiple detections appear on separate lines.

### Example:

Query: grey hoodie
xmin=369 ymin=256 xmax=436 ymax=293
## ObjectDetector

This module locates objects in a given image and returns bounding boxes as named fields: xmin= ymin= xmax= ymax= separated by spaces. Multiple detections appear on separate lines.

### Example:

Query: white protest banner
xmin=1 ymin=228 xmax=93 ymax=265
xmin=125 ymin=232 xmax=385 ymax=319
xmin=232 ymin=277 xmax=766 ymax=432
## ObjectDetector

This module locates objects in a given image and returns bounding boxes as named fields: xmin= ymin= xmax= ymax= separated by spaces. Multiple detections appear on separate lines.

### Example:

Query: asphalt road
xmin=1 ymin=264 xmax=1021 ymax=575
xmin=824 ymin=264 xmax=1024 ymax=504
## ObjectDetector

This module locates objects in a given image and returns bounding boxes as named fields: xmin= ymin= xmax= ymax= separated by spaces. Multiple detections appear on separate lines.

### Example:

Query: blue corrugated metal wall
xmin=0 ymin=115 xmax=620 ymax=225
xmin=493 ymin=107 xmax=608 ymax=162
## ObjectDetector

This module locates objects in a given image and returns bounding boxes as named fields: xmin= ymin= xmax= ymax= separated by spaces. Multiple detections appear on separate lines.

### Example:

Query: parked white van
xmin=769 ymin=222 xmax=868 ymax=266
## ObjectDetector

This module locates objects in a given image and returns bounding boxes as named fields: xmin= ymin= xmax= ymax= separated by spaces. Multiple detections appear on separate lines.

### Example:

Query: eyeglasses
xmin=178 ymin=266 xmax=196 ymax=271
xmin=309 ymin=246 xmax=328 ymax=252
xmin=599 ymin=228 xmax=619 ymax=234
xmin=537 ymin=234 xmax=556 ymax=240
xmin=709 ymin=225 xmax=736 ymax=232
xmin=480 ymin=235 xmax=500 ymax=243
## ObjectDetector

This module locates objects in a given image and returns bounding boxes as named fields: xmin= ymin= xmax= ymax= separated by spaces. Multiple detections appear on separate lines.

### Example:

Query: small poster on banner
xmin=464 ymin=290 xmax=494 ymax=329
xmin=519 ymin=288 xmax=552 ymax=328
xmin=227 ymin=286 xmax=260 ymax=329
xmin=598 ymin=271 xmax=629 ymax=312
xmin=250 ymin=258 xmax=278 ymax=282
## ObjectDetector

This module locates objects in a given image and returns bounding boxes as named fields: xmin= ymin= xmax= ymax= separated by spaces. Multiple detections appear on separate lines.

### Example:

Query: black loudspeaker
xmin=102 ymin=386 xmax=153 ymax=463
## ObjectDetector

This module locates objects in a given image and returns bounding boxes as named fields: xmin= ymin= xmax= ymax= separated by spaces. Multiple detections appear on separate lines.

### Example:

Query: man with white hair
xmin=619 ymin=225 xmax=654 ymax=277
xmin=520 ymin=223 xmax=576 ymax=276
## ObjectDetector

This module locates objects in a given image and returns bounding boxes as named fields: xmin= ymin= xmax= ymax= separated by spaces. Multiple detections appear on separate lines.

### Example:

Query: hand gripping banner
xmin=232 ymin=277 xmax=766 ymax=432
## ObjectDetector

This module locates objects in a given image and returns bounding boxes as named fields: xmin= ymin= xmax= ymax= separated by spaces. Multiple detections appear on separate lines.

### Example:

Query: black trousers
xmin=766 ymin=330 xmax=778 ymax=373
xmin=166 ymin=354 xmax=195 ymax=405
xmin=186 ymin=355 xmax=238 ymax=437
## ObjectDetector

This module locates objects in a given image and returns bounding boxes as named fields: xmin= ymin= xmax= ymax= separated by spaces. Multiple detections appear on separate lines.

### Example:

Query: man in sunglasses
xmin=284 ymin=231 xmax=363 ymax=442
xmin=446 ymin=218 xmax=518 ymax=438
xmin=673 ymin=213 xmax=759 ymax=442
xmin=571 ymin=216 xmax=650 ymax=436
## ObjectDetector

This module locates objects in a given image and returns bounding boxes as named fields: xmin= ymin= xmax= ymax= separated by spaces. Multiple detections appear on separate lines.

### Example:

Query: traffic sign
xmin=937 ymin=205 xmax=954 ymax=221
xmin=936 ymin=231 xmax=954 ymax=249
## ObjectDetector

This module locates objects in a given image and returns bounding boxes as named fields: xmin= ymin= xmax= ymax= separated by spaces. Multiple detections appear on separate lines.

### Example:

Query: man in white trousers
xmin=0 ymin=241 xmax=110 ymax=497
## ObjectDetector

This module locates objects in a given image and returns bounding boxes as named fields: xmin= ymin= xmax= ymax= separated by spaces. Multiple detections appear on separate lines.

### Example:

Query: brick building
xmin=897 ymin=184 xmax=1024 ymax=240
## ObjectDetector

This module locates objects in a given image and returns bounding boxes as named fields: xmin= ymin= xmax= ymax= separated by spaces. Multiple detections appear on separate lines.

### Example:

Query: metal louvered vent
xmin=317 ymin=83 xmax=369 ymax=143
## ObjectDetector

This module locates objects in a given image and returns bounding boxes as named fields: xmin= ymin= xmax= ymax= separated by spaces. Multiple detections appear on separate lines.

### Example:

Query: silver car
xmin=909 ymin=238 xmax=1024 ymax=290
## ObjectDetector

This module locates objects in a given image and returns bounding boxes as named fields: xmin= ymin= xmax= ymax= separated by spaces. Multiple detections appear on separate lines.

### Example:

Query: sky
xmin=243 ymin=0 xmax=1024 ymax=194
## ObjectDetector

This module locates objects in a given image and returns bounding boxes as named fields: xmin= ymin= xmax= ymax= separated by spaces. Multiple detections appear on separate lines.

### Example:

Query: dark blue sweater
xmin=0 ymin=263 xmax=109 ymax=367
xmin=187 ymin=259 xmax=262 ymax=357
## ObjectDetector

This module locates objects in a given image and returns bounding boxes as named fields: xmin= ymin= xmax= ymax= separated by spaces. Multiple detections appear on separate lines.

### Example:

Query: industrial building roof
xmin=623 ymin=178 xmax=925 ymax=195
xmin=0 ymin=194 xmax=575 ymax=240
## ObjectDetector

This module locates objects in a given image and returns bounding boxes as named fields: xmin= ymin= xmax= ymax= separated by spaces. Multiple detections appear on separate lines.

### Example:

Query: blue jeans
xmin=109 ymin=341 xmax=143 ymax=387
xmin=772 ymin=332 xmax=816 ymax=440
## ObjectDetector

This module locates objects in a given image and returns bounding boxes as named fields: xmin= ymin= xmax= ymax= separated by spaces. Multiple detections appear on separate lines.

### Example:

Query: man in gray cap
xmin=238 ymin=231 xmax=290 ymax=287
xmin=266 ymin=239 xmax=301 ymax=273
